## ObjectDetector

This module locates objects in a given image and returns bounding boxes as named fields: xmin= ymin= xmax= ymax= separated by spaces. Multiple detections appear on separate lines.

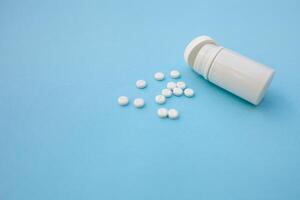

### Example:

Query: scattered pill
xmin=133 ymin=98 xmax=145 ymax=108
xmin=155 ymin=95 xmax=166 ymax=104
xmin=161 ymin=88 xmax=172 ymax=97
xmin=170 ymin=70 xmax=180 ymax=79
xmin=119 ymin=70 xmax=192 ymax=118
xmin=154 ymin=72 xmax=165 ymax=81
xmin=157 ymin=108 xmax=168 ymax=118
xmin=118 ymin=96 xmax=129 ymax=106
xmin=184 ymin=88 xmax=194 ymax=97
xmin=176 ymin=81 xmax=186 ymax=89
xmin=173 ymin=87 xmax=183 ymax=96
xmin=168 ymin=109 xmax=179 ymax=119
xmin=136 ymin=80 xmax=147 ymax=89
xmin=167 ymin=81 xmax=177 ymax=90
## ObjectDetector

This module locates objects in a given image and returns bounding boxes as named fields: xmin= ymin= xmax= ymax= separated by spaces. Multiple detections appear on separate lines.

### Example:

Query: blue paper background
xmin=1 ymin=0 xmax=300 ymax=199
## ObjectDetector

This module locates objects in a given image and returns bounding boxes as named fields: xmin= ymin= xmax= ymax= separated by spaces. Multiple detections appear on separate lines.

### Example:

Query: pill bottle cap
xmin=184 ymin=35 xmax=216 ymax=67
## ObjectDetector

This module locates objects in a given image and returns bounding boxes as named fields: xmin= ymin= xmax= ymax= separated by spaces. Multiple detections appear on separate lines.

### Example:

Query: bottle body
xmin=209 ymin=48 xmax=274 ymax=105
xmin=184 ymin=36 xmax=275 ymax=105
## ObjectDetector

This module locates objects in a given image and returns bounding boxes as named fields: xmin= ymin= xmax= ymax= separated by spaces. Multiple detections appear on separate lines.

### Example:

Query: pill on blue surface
xmin=134 ymin=98 xmax=145 ymax=108
xmin=167 ymin=81 xmax=177 ymax=90
xmin=155 ymin=95 xmax=166 ymax=104
xmin=176 ymin=81 xmax=186 ymax=89
xmin=170 ymin=70 xmax=180 ymax=79
xmin=184 ymin=88 xmax=194 ymax=97
xmin=154 ymin=72 xmax=165 ymax=81
xmin=136 ymin=80 xmax=147 ymax=89
xmin=118 ymin=96 xmax=129 ymax=106
xmin=157 ymin=108 xmax=168 ymax=118
xmin=161 ymin=88 xmax=172 ymax=97
xmin=173 ymin=87 xmax=183 ymax=96
xmin=168 ymin=109 xmax=179 ymax=119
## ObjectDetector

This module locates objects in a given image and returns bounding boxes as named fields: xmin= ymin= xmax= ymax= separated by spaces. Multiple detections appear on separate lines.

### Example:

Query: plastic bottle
xmin=184 ymin=35 xmax=275 ymax=105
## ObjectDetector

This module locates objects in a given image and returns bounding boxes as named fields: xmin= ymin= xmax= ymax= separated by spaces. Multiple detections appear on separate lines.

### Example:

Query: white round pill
xmin=136 ymin=80 xmax=147 ymax=89
xmin=166 ymin=81 xmax=177 ymax=90
xmin=170 ymin=70 xmax=180 ymax=79
xmin=176 ymin=81 xmax=186 ymax=89
xmin=118 ymin=96 xmax=129 ymax=106
xmin=133 ymin=98 xmax=145 ymax=108
xmin=168 ymin=109 xmax=179 ymax=119
xmin=184 ymin=88 xmax=194 ymax=97
xmin=157 ymin=108 xmax=168 ymax=118
xmin=154 ymin=72 xmax=165 ymax=81
xmin=161 ymin=88 xmax=172 ymax=98
xmin=173 ymin=87 xmax=183 ymax=96
xmin=155 ymin=95 xmax=166 ymax=104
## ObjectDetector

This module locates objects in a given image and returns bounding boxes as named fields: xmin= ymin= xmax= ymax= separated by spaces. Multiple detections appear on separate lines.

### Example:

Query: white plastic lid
xmin=184 ymin=35 xmax=216 ymax=67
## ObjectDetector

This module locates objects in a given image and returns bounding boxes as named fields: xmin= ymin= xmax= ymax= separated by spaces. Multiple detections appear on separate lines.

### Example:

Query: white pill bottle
xmin=184 ymin=35 xmax=275 ymax=105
